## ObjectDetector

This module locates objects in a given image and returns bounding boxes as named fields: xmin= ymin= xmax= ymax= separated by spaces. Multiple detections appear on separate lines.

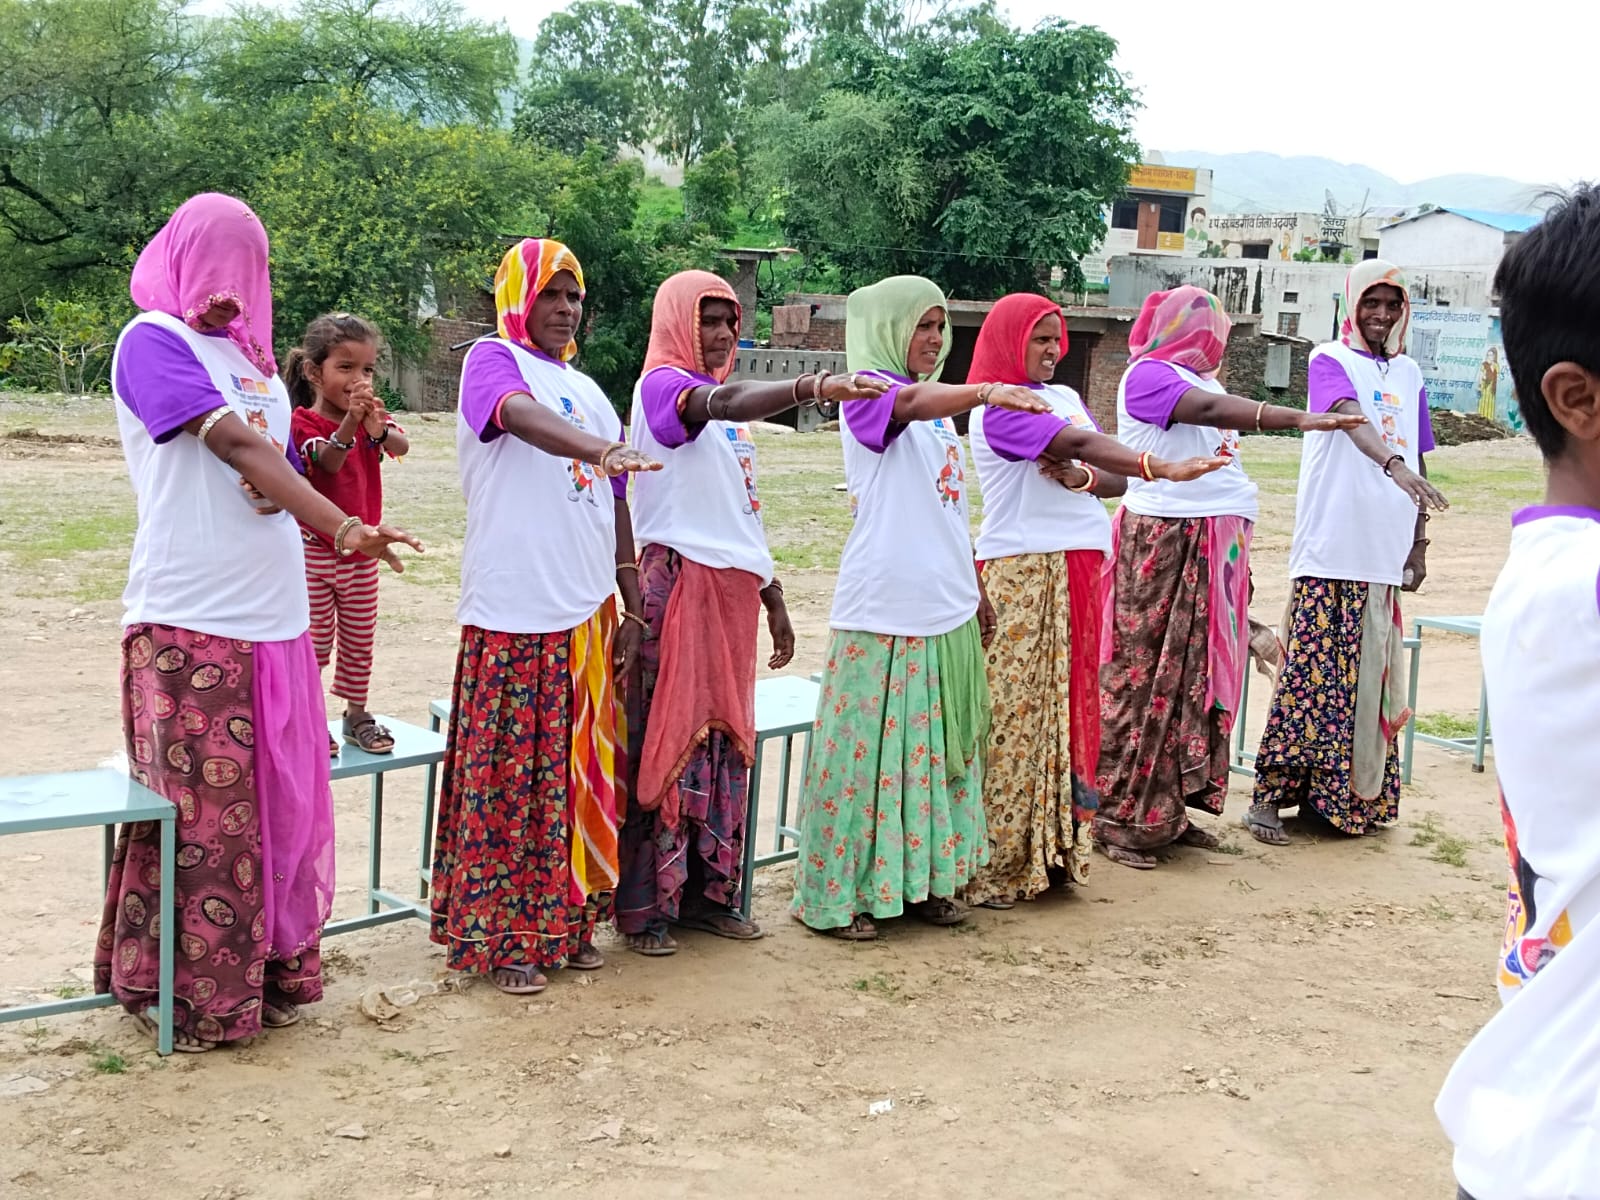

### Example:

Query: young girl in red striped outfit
xmin=287 ymin=313 xmax=410 ymax=755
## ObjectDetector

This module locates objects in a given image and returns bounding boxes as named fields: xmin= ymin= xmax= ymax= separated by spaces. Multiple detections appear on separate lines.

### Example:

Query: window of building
xmin=1241 ymin=243 xmax=1270 ymax=259
xmin=1362 ymin=248 xmax=1378 ymax=260
xmin=1276 ymin=312 xmax=1301 ymax=336
xmin=1111 ymin=200 xmax=1140 ymax=230
xmin=1157 ymin=197 xmax=1186 ymax=234
xmin=1283 ymin=291 xmax=1299 ymax=303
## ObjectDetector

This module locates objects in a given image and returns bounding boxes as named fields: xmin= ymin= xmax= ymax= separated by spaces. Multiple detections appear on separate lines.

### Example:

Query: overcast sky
xmin=203 ymin=0 xmax=1591 ymax=186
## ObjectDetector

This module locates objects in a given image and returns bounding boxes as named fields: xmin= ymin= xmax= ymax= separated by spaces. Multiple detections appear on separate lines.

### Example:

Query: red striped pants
xmin=303 ymin=536 xmax=380 ymax=707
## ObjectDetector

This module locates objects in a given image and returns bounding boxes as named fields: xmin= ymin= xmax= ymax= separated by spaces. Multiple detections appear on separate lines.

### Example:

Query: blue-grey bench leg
xmin=155 ymin=814 xmax=175 ymax=1056
xmin=1473 ymin=675 xmax=1489 ymax=773
xmin=1403 ymin=625 xmax=1422 ymax=785
xmin=740 ymin=740 xmax=767 ymax=923
xmin=367 ymin=773 xmax=385 ymax=916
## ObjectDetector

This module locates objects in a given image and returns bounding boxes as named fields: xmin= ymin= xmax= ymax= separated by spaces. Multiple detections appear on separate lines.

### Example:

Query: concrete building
xmin=1199 ymin=211 xmax=1390 ymax=262
xmin=1080 ymin=160 xmax=1213 ymax=286
xmin=1377 ymin=208 xmax=1538 ymax=270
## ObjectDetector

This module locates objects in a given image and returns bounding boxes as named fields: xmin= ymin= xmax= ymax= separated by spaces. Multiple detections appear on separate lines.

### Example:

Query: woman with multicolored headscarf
xmin=615 ymin=270 xmax=887 ymax=955
xmin=429 ymin=238 xmax=660 ymax=996
xmin=1244 ymin=262 xmax=1449 ymax=846
xmin=1096 ymin=286 xmax=1366 ymax=870
xmin=789 ymin=276 xmax=1053 ymax=940
xmin=962 ymin=293 xmax=1226 ymax=908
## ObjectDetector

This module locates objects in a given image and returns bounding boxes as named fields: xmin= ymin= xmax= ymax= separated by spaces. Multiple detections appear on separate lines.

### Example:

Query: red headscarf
xmin=967 ymin=293 xmax=1067 ymax=385
xmin=642 ymin=269 xmax=742 ymax=383
xmin=130 ymin=193 xmax=276 ymax=375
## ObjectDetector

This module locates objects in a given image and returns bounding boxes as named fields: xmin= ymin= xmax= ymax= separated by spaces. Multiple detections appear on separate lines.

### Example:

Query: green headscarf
xmin=844 ymin=275 xmax=951 ymax=380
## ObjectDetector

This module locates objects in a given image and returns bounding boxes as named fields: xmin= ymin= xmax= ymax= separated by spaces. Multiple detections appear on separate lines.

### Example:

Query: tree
xmin=682 ymin=146 xmax=739 ymax=240
xmin=765 ymin=19 xmax=1139 ymax=295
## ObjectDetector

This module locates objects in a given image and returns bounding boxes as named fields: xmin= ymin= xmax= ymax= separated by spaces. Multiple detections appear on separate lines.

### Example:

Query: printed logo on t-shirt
xmin=243 ymin=407 xmax=283 ymax=455
xmin=1374 ymin=390 xmax=1407 ymax=452
xmin=225 ymin=371 xmax=283 ymax=453
xmin=931 ymin=418 xmax=964 ymax=510
xmin=1497 ymin=791 xmax=1574 ymax=989
xmin=1211 ymin=428 xmax=1241 ymax=464
xmin=724 ymin=424 xmax=761 ymax=519
xmin=558 ymin=395 xmax=602 ymax=506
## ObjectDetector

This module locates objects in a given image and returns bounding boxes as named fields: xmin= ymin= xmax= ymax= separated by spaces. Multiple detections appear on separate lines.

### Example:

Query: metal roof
xmin=1388 ymin=207 xmax=1539 ymax=233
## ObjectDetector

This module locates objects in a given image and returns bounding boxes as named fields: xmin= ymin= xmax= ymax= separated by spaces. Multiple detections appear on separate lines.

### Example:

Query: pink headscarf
xmin=1128 ymin=286 xmax=1232 ymax=379
xmin=130 ymin=193 xmax=277 ymax=375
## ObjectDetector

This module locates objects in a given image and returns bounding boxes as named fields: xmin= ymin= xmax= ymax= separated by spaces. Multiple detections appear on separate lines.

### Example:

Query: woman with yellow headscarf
xmin=429 ymin=238 xmax=660 ymax=996
xmin=789 ymin=275 xmax=1052 ymax=940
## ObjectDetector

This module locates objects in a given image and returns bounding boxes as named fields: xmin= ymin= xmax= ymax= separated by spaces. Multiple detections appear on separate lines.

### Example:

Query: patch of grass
xmin=1414 ymin=711 xmax=1480 ymax=740
xmin=849 ymin=972 xmax=901 ymax=999
xmin=1410 ymin=812 xmax=1443 ymax=847
xmin=90 ymin=1048 xmax=127 ymax=1075
xmin=54 ymin=983 xmax=86 ymax=999
xmin=1211 ymin=840 xmax=1245 ymax=856
xmin=1411 ymin=811 xmax=1470 ymax=867
xmin=382 ymin=1048 xmax=425 ymax=1065
xmin=1423 ymin=897 xmax=1457 ymax=921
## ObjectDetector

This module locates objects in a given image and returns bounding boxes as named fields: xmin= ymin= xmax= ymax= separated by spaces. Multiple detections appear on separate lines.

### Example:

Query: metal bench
xmin=0 ymin=769 xmax=176 ymax=1055
xmin=1405 ymin=615 xmax=1492 ymax=775
xmin=321 ymin=715 xmax=446 ymax=937
xmin=427 ymin=675 xmax=821 ymax=924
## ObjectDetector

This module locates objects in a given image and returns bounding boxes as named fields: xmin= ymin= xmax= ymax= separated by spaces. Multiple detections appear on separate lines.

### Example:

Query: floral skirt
xmin=1251 ymin=577 xmax=1401 ymax=833
xmin=790 ymin=619 xmax=990 ymax=931
xmin=614 ymin=544 xmax=749 ymax=934
xmin=428 ymin=622 xmax=612 ymax=973
xmin=95 ymin=625 xmax=331 ymax=1043
xmin=965 ymin=550 xmax=1104 ymax=904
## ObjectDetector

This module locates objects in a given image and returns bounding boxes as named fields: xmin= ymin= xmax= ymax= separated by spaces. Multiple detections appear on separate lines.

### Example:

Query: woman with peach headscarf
xmin=963 ymin=293 xmax=1224 ymax=907
xmin=616 ymin=269 xmax=887 ymax=955
xmin=429 ymin=238 xmax=660 ymax=996
xmin=1095 ymin=286 xmax=1365 ymax=869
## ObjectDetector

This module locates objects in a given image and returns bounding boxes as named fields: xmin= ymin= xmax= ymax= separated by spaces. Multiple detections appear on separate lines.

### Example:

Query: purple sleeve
xmin=1122 ymin=360 xmax=1194 ymax=430
xmin=640 ymin=367 xmax=701 ymax=449
xmin=1307 ymin=355 xmax=1359 ymax=413
xmin=1418 ymin=387 xmax=1436 ymax=454
xmin=285 ymin=440 xmax=305 ymax=474
xmin=460 ymin=342 xmax=531 ymax=443
xmin=115 ymin=323 xmax=228 ymax=443
xmin=983 ymin=407 xmax=1069 ymax=462
xmin=611 ymin=474 xmax=627 ymax=500
xmin=842 ymin=381 xmax=908 ymax=453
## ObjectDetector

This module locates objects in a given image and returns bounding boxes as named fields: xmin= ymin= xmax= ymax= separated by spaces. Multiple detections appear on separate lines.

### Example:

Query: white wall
xmin=1379 ymin=212 xmax=1510 ymax=269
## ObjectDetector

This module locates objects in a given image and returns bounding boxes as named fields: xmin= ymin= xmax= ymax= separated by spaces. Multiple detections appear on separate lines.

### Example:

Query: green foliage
xmin=1292 ymin=246 xmax=1321 ymax=263
xmin=682 ymin=146 xmax=740 ymax=241
xmin=759 ymin=19 xmax=1139 ymax=295
xmin=0 ymin=294 xmax=127 ymax=392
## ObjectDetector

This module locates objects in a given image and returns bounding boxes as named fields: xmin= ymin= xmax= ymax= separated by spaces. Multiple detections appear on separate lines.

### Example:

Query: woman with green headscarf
xmin=790 ymin=276 xmax=1050 ymax=939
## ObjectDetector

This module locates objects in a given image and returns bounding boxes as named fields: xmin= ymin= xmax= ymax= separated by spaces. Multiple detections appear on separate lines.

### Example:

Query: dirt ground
xmin=0 ymin=395 xmax=1539 ymax=1198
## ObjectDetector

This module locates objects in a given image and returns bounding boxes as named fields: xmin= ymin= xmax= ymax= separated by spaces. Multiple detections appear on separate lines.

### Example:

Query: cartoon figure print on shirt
xmin=1211 ymin=428 xmax=1241 ymax=463
xmin=229 ymin=373 xmax=284 ymax=454
xmin=558 ymin=395 xmax=602 ymax=505
xmin=932 ymin=419 xmax=964 ymax=508
xmin=1497 ymin=789 xmax=1574 ymax=990
xmin=724 ymin=424 xmax=762 ymax=519
xmin=1374 ymin=389 xmax=1407 ymax=453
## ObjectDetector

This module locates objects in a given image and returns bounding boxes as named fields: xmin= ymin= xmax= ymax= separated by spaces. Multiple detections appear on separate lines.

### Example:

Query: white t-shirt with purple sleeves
xmin=830 ymin=371 xmax=981 ymax=638
xmin=1437 ymin=507 xmax=1600 ymax=1200
xmin=970 ymin=383 xmax=1113 ymax=561
xmin=455 ymin=337 xmax=624 ymax=635
xmin=1115 ymin=359 xmax=1259 ymax=521
xmin=1288 ymin=342 xmax=1436 ymax=585
xmin=626 ymin=365 xmax=774 ymax=585
xmin=113 ymin=310 xmax=309 ymax=642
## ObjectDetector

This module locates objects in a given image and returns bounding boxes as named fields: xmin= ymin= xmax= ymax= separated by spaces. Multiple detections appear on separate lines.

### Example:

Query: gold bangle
xmin=196 ymin=405 xmax=231 ymax=443
xmin=597 ymin=441 xmax=626 ymax=475
xmin=1255 ymin=400 xmax=1266 ymax=431
xmin=620 ymin=610 xmax=648 ymax=628
xmin=615 ymin=562 xmax=640 ymax=574
xmin=333 ymin=515 xmax=361 ymax=557
xmin=1139 ymin=451 xmax=1156 ymax=482
xmin=1066 ymin=464 xmax=1098 ymax=493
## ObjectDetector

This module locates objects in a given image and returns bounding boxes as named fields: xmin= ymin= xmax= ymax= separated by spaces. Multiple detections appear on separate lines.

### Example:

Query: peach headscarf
xmin=643 ymin=269 xmax=742 ymax=383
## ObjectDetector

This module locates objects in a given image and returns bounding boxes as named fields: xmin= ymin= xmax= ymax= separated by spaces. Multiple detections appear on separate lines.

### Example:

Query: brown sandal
xmin=567 ymin=942 xmax=605 ymax=970
xmin=806 ymin=913 xmax=877 ymax=941
xmin=343 ymin=715 xmax=395 ymax=755
xmin=909 ymin=897 xmax=966 ymax=926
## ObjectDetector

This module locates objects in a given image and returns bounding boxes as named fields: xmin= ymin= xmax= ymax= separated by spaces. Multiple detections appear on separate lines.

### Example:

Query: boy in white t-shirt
xmin=1435 ymin=185 xmax=1600 ymax=1199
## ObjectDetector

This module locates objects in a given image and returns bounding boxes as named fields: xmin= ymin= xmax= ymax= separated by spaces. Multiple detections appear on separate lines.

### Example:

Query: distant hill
xmin=1158 ymin=150 xmax=1548 ymax=215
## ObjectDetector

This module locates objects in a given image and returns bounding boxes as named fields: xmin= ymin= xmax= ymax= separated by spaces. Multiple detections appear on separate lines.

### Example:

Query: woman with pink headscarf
xmin=97 ymin=193 xmax=420 ymax=1051
xmin=1095 ymin=286 xmax=1364 ymax=870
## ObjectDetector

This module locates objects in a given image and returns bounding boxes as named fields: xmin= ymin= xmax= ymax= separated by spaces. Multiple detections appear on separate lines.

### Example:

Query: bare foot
xmin=134 ymin=1013 xmax=216 ymax=1053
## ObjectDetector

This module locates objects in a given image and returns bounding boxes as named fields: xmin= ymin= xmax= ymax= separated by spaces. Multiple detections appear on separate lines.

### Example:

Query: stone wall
xmin=1223 ymin=331 xmax=1312 ymax=406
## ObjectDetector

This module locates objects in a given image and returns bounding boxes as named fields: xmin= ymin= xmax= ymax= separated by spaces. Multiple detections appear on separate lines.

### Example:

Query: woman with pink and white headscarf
xmin=1095 ymin=286 xmax=1364 ymax=870
xmin=97 ymin=193 xmax=421 ymax=1051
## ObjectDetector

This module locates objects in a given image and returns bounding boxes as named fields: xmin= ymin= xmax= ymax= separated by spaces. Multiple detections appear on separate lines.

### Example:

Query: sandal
xmin=1241 ymin=805 xmax=1290 ymax=846
xmin=1177 ymin=824 xmax=1222 ymax=850
xmin=262 ymin=1001 xmax=300 ymax=1028
xmin=908 ymin=897 xmax=966 ymax=926
xmin=343 ymin=715 xmax=395 ymax=755
xmin=490 ymin=964 xmax=548 ymax=995
xmin=133 ymin=1013 xmax=217 ymax=1054
xmin=809 ymin=913 xmax=877 ymax=941
xmin=1098 ymin=843 xmax=1157 ymax=870
xmin=674 ymin=907 xmax=763 ymax=940
xmin=567 ymin=942 xmax=605 ymax=970
xmin=625 ymin=923 xmax=678 ymax=957
xmin=974 ymin=897 xmax=1016 ymax=910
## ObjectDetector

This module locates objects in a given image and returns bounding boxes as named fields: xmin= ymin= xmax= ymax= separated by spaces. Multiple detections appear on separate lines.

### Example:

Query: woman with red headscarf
xmin=100 ymin=193 xmax=420 ymax=1051
xmin=617 ymin=270 xmax=887 ymax=955
xmin=964 ymin=293 xmax=1225 ymax=907
xmin=429 ymin=238 xmax=660 ymax=996
xmin=1095 ymin=286 xmax=1365 ymax=869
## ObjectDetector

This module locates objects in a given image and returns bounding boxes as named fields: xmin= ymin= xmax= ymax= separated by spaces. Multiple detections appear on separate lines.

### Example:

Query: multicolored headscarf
xmin=1128 ymin=286 xmax=1232 ymax=379
xmin=493 ymin=237 xmax=586 ymax=361
xmin=1339 ymin=259 xmax=1410 ymax=358
xmin=968 ymin=293 xmax=1065 ymax=385
xmin=845 ymin=275 xmax=951 ymax=380
xmin=642 ymin=269 xmax=742 ymax=384
xmin=130 ymin=192 xmax=277 ymax=375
